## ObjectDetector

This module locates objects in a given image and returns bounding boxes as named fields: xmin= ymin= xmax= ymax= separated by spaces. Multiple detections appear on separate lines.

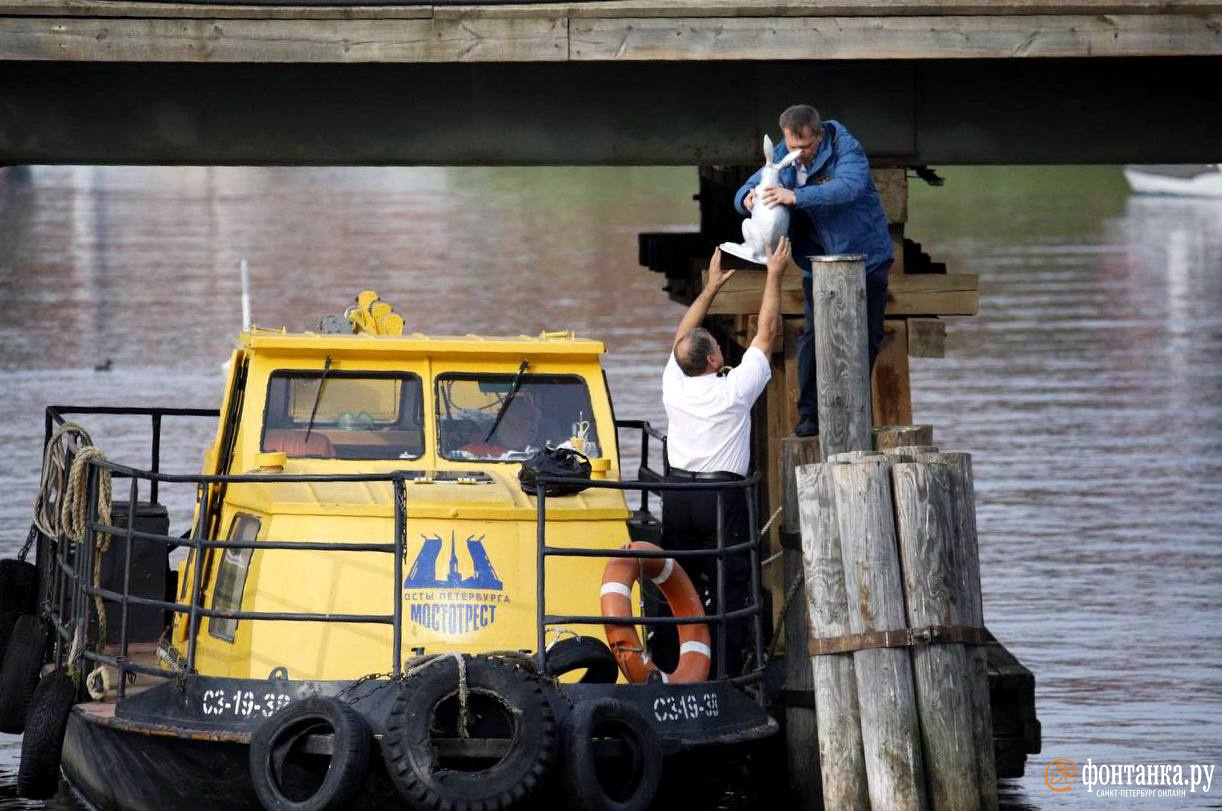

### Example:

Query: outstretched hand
xmin=765 ymin=236 xmax=792 ymax=275
xmin=706 ymin=248 xmax=737 ymax=291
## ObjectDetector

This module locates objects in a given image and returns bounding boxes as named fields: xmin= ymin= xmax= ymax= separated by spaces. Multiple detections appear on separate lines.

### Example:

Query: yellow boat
xmin=1 ymin=293 xmax=775 ymax=811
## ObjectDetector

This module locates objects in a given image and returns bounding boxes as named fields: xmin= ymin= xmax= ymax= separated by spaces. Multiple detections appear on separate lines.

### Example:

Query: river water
xmin=0 ymin=164 xmax=1218 ymax=808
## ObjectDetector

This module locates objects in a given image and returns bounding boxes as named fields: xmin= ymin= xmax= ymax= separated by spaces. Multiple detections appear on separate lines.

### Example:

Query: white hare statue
xmin=720 ymin=135 xmax=804 ymax=264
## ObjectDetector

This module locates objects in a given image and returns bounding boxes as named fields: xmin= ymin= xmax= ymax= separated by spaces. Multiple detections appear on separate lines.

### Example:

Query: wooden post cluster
xmin=795 ymin=446 xmax=998 ymax=810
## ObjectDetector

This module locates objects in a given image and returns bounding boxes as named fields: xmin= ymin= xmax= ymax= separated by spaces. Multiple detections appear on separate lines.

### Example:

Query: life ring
xmin=600 ymin=542 xmax=711 ymax=684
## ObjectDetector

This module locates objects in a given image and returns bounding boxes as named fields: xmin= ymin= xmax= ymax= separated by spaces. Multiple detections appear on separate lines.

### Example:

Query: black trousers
xmin=650 ymin=480 xmax=753 ymax=677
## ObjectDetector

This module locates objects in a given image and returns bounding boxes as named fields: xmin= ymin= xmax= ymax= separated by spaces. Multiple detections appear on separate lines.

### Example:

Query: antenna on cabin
xmin=240 ymin=258 xmax=252 ymax=331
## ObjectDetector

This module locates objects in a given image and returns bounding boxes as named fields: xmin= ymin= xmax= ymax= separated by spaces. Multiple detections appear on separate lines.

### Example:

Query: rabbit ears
xmin=763 ymin=134 xmax=805 ymax=169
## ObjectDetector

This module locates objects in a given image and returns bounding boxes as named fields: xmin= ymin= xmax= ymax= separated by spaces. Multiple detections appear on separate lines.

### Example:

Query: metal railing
xmin=38 ymin=407 xmax=767 ymax=701
xmin=533 ymin=471 xmax=768 ymax=694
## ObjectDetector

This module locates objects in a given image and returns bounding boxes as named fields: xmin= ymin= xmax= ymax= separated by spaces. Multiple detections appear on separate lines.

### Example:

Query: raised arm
xmin=750 ymin=236 xmax=790 ymax=355
xmin=674 ymin=248 xmax=736 ymax=348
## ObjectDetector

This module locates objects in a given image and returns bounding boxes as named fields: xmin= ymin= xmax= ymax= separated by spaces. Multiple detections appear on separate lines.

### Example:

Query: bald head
xmin=675 ymin=327 xmax=721 ymax=376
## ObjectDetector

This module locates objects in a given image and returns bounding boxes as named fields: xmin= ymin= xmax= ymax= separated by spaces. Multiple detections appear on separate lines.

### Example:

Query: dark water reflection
xmin=0 ymin=165 xmax=1219 ymax=808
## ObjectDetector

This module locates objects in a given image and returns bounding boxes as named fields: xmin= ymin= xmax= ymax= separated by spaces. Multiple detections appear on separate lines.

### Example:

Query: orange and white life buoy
xmin=600 ymin=542 xmax=711 ymax=684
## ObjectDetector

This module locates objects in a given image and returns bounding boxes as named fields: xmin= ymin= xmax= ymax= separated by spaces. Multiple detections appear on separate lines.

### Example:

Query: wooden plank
xmin=907 ymin=317 xmax=946 ymax=358
xmin=889 ymin=223 xmax=906 ymax=274
xmin=570 ymin=14 xmax=1222 ymax=61
xmin=781 ymin=437 xmax=824 ymax=809
xmin=832 ymin=460 xmax=926 ymax=810
xmin=812 ymin=256 xmax=872 ymax=459
xmin=871 ymin=320 xmax=913 ymax=426
xmin=783 ymin=317 xmax=803 ymax=433
xmin=0 ymin=15 xmax=568 ymax=62
xmin=892 ymin=461 xmax=980 ymax=811
xmin=430 ymin=0 xmax=1222 ymax=20
xmin=0 ymin=2 xmax=435 ymax=19
xmin=706 ymin=272 xmax=977 ymax=317
xmin=873 ymin=168 xmax=907 ymax=225
xmin=886 ymin=274 xmax=978 ymax=316
xmin=796 ymin=462 xmax=869 ymax=810
xmin=873 ymin=424 xmax=933 ymax=451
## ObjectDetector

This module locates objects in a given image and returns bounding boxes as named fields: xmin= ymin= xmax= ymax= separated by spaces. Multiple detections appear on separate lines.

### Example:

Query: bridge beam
xmin=0 ymin=57 xmax=1217 ymax=166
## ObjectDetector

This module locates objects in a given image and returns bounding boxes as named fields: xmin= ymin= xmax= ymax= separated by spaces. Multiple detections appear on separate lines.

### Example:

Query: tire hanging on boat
xmin=382 ymin=655 xmax=557 ymax=811
xmin=0 ymin=614 xmax=48 ymax=733
xmin=0 ymin=558 xmax=39 ymax=665
xmin=16 ymin=667 xmax=77 ymax=800
xmin=545 ymin=636 xmax=620 ymax=684
xmin=249 ymin=696 xmax=371 ymax=811
xmin=560 ymin=698 xmax=663 ymax=811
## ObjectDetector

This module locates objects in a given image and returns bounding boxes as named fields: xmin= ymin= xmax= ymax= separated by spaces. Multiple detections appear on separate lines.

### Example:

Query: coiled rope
xmin=33 ymin=423 xmax=112 ymax=680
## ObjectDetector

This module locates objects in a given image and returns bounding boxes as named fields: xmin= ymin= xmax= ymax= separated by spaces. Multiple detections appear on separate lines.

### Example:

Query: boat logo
xmin=403 ymin=532 xmax=508 ymax=636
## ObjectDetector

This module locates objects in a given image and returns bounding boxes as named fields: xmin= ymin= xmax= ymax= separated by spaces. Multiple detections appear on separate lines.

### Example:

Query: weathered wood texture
xmin=832 ymin=459 xmax=926 ymax=810
xmin=873 ymin=168 xmax=907 ymax=225
xmin=872 ymin=319 xmax=913 ymax=426
xmin=922 ymin=451 xmax=998 ymax=810
xmin=705 ymin=272 xmax=978 ymax=317
xmin=830 ymin=459 xmax=923 ymax=806
xmin=908 ymin=317 xmax=947 ymax=358
xmin=11 ymin=1 xmax=1222 ymax=19
xmin=0 ymin=15 xmax=569 ymax=61
xmin=892 ymin=462 xmax=979 ymax=811
xmin=568 ymin=14 xmax=1222 ymax=60
xmin=781 ymin=436 xmax=824 ymax=809
xmin=883 ymin=445 xmax=941 ymax=461
xmin=4 ymin=5 xmax=1214 ymax=62
xmin=812 ymin=256 xmax=872 ymax=460
xmin=873 ymin=424 xmax=933 ymax=451
xmin=828 ymin=450 xmax=883 ymax=464
xmin=796 ymin=462 xmax=869 ymax=810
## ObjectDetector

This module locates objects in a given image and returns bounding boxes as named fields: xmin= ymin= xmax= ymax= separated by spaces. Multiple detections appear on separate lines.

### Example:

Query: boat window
xmin=209 ymin=514 xmax=260 ymax=642
xmin=262 ymin=371 xmax=424 ymax=460
xmin=435 ymin=374 xmax=601 ymax=462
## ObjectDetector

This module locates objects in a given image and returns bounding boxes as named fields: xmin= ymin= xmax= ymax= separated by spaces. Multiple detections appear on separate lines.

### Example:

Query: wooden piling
xmin=873 ymin=424 xmax=933 ymax=451
xmin=812 ymin=255 xmax=872 ymax=458
xmin=780 ymin=436 xmax=823 ymax=808
xmin=796 ymin=462 xmax=869 ymax=810
xmin=920 ymin=451 xmax=999 ymax=811
xmin=892 ymin=461 xmax=979 ymax=811
xmin=832 ymin=459 xmax=927 ymax=811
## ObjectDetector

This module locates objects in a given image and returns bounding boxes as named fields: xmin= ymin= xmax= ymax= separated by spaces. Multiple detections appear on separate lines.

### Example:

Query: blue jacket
xmin=734 ymin=120 xmax=893 ymax=275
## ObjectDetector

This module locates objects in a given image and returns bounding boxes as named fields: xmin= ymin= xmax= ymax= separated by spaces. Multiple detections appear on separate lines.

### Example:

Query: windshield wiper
xmin=303 ymin=355 xmax=333 ymax=445
xmin=484 ymin=359 xmax=530 ymax=442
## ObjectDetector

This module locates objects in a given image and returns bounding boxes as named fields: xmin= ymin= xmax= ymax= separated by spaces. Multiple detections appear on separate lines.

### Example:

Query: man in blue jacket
xmin=735 ymin=104 xmax=893 ymax=436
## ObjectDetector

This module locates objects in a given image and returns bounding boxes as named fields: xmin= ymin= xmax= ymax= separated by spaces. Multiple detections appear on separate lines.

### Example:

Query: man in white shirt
xmin=653 ymin=236 xmax=789 ymax=676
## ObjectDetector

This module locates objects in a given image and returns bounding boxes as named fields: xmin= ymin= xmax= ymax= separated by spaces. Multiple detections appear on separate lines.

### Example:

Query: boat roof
xmin=239 ymin=328 xmax=605 ymax=358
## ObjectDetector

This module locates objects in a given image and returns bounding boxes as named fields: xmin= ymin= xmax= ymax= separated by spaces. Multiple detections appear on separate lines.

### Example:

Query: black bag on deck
xmin=518 ymin=446 xmax=592 ymax=497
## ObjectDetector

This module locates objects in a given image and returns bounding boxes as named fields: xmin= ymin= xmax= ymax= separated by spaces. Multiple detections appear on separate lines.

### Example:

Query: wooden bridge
xmin=1 ymin=0 xmax=1219 ymax=165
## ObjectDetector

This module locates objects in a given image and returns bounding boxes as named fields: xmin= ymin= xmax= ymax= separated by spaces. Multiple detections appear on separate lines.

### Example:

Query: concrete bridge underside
xmin=1 ymin=1 xmax=1218 ymax=165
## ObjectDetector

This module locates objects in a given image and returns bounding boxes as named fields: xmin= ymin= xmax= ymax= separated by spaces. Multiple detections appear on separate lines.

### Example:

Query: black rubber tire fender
xmin=561 ymin=699 xmax=663 ymax=811
xmin=382 ymin=656 xmax=557 ymax=811
xmin=0 ymin=559 xmax=38 ymax=662
xmin=545 ymin=636 xmax=620 ymax=684
xmin=249 ymin=696 xmax=372 ymax=811
xmin=0 ymin=615 xmax=48 ymax=733
xmin=16 ymin=667 xmax=76 ymax=799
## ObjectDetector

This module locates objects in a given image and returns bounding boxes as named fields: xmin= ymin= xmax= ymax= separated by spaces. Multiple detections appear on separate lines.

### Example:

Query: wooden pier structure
xmin=2 ymin=0 xmax=1214 ymax=803
xmin=0 ymin=1 xmax=1219 ymax=165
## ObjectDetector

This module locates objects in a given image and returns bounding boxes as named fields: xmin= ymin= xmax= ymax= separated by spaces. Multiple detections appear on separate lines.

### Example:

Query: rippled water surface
xmin=0 ymin=165 xmax=1218 ymax=808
